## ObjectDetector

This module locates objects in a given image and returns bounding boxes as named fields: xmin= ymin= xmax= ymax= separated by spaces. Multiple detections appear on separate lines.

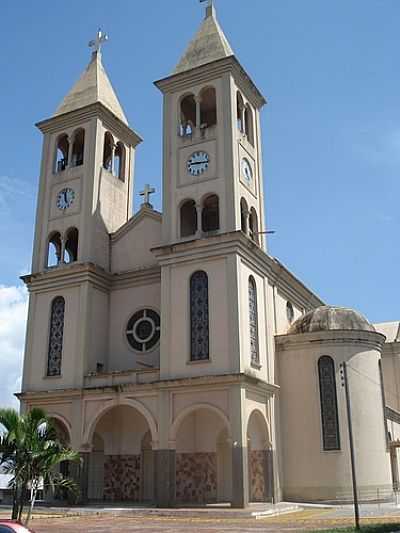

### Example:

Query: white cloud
xmin=0 ymin=285 xmax=28 ymax=410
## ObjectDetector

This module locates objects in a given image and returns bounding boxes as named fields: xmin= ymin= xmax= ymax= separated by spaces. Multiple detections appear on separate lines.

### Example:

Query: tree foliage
xmin=0 ymin=407 xmax=80 ymax=525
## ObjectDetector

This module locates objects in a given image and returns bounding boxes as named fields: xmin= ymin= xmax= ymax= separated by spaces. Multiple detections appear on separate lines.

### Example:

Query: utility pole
xmin=340 ymin=361 xmax=360 ymax=530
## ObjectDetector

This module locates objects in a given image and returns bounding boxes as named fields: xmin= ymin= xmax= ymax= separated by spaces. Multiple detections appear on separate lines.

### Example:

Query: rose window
xmin=126 ymin=309 xmax=160 ymax=352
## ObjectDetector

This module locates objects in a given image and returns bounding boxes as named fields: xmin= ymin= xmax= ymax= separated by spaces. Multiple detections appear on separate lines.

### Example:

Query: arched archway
xmin=86 ymin=403 xmax=157 ymax=502
xmin=47 ymin=416 xmax=72 ymax=502
xmin=247 ymin=409 xmax=273 ymax=502
xmin=172 ymin=404 xmax=231 ymax=504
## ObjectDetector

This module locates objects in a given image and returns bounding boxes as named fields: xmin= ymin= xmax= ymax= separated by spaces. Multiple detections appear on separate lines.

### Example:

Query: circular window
xmin=286 ymin=301 xmax=294 ymax=323
xmin=126 ymin=309 xmax=160 ymax=352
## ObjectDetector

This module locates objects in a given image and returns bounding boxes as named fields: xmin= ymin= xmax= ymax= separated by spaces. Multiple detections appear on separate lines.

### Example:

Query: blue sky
xmin=0 ymin=0 xmax=399 ymax=405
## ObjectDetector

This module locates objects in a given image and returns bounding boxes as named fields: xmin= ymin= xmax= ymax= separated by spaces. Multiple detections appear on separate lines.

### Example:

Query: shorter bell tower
xmin=32 ymin=30 xmax=142 ymax=274
xmin=155 ymin=3 xmax=267 ymax=249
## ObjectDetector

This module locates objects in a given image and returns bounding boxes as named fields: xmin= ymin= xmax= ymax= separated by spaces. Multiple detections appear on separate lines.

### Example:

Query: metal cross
xmin=88 ymin=28 xmax=108 ymax=54
xmin=139 ymin=184 xmax=156 ymax=206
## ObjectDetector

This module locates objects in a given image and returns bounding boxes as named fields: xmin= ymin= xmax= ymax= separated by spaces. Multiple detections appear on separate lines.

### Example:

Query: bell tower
xmin=155 ymin=3 xmax=267 ymax=248
xmin=32 ymin=31 xmax=141 ymax=274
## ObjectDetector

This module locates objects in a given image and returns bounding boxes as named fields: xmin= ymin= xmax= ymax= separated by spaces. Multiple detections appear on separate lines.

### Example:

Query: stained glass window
xmin=249 ymin=276 xmax=259 ymax=366
xmin=126 ymin=308 xmax=160 ymax=352
xmin=47 ymin=296 xmax=65 ymax=377
xmin=190 ymin=271 xmax=209 ymax=361
xmin=318 ymin=356 xmax=340 ymax=450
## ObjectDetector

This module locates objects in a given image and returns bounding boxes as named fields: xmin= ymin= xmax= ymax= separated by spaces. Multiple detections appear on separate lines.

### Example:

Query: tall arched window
xmin=201 ymin=195 xmax=219 ymax=232
xmin=200 ymin=87 xmax=217 ymax=129
xmin=180 ymin=94 xmax=196 ymax=137
xmin=103 ymin=132 xmax=114 ymax=171
xmin=71 ymin=128 xmax=85 ymax=167
xmin=240 ymin=198 xmax=249 ymax=234
xmin=114 ymin=142 xmax=126 ymax=181
xmin=244 ymin=105 xmax=254 ymax=146
xmin=249 ymin=208 xmax=259 ymax=244
xmin=190 ymin=271 xmax=209 ymax=361
xmin=64 ymin=228 xmax=79 ymax=263
xmin=47 ymin=232 xmax=62 ymax=268
xmin=180 ymin=199 xmax=197 ymax=237
xmin=237 ymin=92 xmax=244 ymax=132
xmin=55 ymin=134 xmax=69 ymax=173
xmin=318 ymin=356 xmax=340 ymax=451
xmin=47 ymin=296 xmax=65 ymax=377
xmin=248 ymin=276 xmax=259 ymax=366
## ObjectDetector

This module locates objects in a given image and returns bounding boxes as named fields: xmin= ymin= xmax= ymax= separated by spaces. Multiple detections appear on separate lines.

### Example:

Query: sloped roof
xmin=173 ymin=5 xmax=234 ymax=75
xmin=374 ymin=322 xmax=400 ymax=343
xmin=54 ymin=51 xmax=128 ymax=124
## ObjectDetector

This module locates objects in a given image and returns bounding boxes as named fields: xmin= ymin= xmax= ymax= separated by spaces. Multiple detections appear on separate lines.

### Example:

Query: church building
xmin=19 ymin=4 xmax=400 ymax=506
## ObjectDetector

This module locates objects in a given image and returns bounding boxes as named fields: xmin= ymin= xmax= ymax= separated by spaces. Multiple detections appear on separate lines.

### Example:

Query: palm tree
xmin=0 ymin=407 xmax=80 ymax=525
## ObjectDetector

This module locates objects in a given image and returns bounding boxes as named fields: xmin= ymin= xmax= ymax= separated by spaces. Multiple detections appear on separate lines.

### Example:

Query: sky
xmin=0 ymin=0 xmax=399 ymax=408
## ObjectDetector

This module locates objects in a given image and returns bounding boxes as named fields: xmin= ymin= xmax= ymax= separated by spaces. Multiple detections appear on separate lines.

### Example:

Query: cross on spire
xmin=88 ymin=28 xmax=108 ymax=56
xmin=200 ymin=0 xmax=215 ymax=17
xmin=139 ymin=184 xmax=156 ymax=207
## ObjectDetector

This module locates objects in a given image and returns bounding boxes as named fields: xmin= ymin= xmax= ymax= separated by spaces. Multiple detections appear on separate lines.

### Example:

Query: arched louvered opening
xmin=318 ymin=356 xmax=340 ymax=451
xmin=237 ymin=92 xmax=245 ymax=133
xmin=71 ymin=128 xmax=85 ymax=167
xmin=200 ymin=87 xmax=217 ymax=129
xmin=248 ymin=276 xmax=259 ymax=367
xmin=64 ymin=228 xmax=79 ymax=264
xmin=47 ymin=232 xmax=62 ymax=268
xmin=180 ymin=199 xmax=198 ymax=237
xmin=249 ymin=208 xmax=259 ymax=244
xmin=190 ymin=271 xmax=209 ymax=361
xmin=114 ymin=142 xmax=126 ymax=181
xmin=180 ymin=94 xmax=196 ymax=137
xmin=240 ymin=198 xmax=249 ymax=234
xmin=103 ymin=132 xmax=114 ymax=171
xmin=201 ymin=195 xmax=219 ymax=233
xmin=55 ymin=134 xmax=69 ymax=173
xmin=47 ymin=296 xmax=65 ymax=377
xmin=244 ymin=105 xmax=254 ymax=146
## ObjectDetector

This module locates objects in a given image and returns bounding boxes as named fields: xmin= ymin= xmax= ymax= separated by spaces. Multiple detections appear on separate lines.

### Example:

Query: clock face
xmin=241 ymin=158 xmax=253 ymax=184
xmin=56 ymin=188 xmax=75 ymax=210
xmin=187 ymin=151 xmax=210 ymax=177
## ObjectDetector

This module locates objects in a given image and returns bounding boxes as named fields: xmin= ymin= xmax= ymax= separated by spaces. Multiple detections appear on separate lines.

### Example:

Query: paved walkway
xmin=2 ymin=502 xmax=400 ymax=532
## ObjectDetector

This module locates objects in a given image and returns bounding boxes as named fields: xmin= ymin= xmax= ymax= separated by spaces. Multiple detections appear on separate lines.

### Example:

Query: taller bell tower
xmin=155 ymin=3 xmax=267 ymax=248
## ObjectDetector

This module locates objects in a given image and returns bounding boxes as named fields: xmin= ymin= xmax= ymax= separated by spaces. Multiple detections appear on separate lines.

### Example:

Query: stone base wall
xmin=104 ymin=455 xmax=141 ymax=501
xmin=249 ymin=450 xmax=266 ymax=502
xmin=176 ymin=452 xmax=217 ymax=503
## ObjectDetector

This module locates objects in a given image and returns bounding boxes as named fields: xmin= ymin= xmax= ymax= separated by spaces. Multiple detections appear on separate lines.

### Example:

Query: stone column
xmin=195 ymin=96 xmax=201 ymax=130
xmin=265 ymin=448 xmax=275 ymax=503
xmin=231 ymin=443 xmax=249 ymax=508
xmin=154 ymin=449 xmax=176 ymax=507
xmin=230 ymin=387 xmax=249 ymax=508
xmin=75 ymin=452 xmax=90 ymax=504
xmin=196 ymin=203 xmax=202 ymax=239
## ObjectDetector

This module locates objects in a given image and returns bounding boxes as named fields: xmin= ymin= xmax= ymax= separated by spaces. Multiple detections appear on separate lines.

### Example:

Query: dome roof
xmin=288 ymin=306 xmax=375 ymax=335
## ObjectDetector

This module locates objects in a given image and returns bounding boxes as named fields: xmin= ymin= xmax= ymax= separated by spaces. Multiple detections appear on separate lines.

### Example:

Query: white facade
xmin=19 ymin=12 xmax=398 ymax=506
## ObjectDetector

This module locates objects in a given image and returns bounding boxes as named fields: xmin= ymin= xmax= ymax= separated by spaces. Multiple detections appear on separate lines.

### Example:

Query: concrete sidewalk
xmin=0 ymin=501 xmax=299 ymax=519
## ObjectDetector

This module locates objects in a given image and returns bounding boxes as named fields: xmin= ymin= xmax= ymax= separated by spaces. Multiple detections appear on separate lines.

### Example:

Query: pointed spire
xmin=54 ymin=31 xmax=128 ymax=125
xmin=173 ymin=2 xmax=234 ymax=75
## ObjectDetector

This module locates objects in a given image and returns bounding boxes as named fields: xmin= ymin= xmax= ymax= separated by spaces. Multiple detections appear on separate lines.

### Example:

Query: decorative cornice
xmin=155 ymin=56 xmax=266 ymax=109
xmin=36 ymin=102 xmax=142 ymax=147
xmin=386 ymin=406 xmax=400 ymax=425
xmin=275 ymin=329 xmax=386 ymax=351
xmin=152 ymin=231 xmax=323 ymax=311
xmin=21 ymin=262 xmax=161 ymax=293
xmin=18 ymin=372 xmax=279 ymax=402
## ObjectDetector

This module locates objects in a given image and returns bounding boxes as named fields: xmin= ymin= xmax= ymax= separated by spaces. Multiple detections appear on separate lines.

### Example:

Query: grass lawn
xmin=314 ymin=525 xmax=400 ymax=532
